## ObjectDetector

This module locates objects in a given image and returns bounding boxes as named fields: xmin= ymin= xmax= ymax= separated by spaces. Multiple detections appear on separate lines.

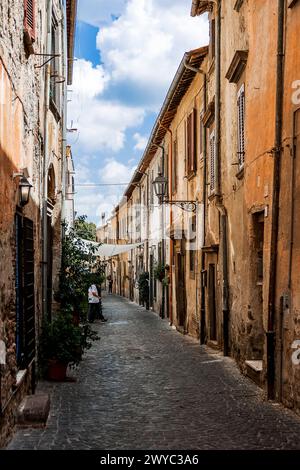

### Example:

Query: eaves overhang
xmin=191 ymin=0 xmax=213 ymax=17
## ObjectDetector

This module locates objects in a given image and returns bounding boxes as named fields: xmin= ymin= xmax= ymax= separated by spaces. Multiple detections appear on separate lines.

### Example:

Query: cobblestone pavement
xmin=7 ymin=295 xmax=300 ymax=450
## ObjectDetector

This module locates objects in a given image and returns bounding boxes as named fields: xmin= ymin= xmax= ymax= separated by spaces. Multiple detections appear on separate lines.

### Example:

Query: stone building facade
xmin=0 ymin=0 xmax=77 ymax=446
xmin=191 ymin=0 xmax=300 ymax=412
xmin=97 ymin=0 xmax=300 ymax=417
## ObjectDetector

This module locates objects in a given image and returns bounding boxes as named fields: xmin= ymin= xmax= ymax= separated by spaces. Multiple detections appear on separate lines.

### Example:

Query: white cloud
xmin=69 ymin=59 xmax=145 ymax=152
xmin=75 ymin=158 xmax=136 ymax=225
xmin=77 ymin=0 xmax=127 ymax=26
xmin=96 ymin=0 xmax=208 ymax=109
xmin=72 ymin=59 xmax=109 ymax=99
xmin=133 ymin=132 xmax=147 ymax=151
xmin=100 ymin=158 xmax=136 ymax=184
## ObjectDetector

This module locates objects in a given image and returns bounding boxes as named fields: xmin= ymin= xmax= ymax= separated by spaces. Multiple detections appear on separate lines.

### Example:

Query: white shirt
xmin=88 ymin=284 xmax=99 ymax=304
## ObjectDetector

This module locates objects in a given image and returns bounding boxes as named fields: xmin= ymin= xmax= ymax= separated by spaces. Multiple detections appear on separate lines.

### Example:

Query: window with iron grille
xmin=210 ymin=130 xmax=216 ymax=193
xmin=186 ymin=108 xmax=197 ymax=176
xmin=15 ymin=214 xmax=36 ymax=369
xmin=24 ymin=0 xmax=36 ymax=41
xmin=237 ymin=84 xmax=245 ymax=168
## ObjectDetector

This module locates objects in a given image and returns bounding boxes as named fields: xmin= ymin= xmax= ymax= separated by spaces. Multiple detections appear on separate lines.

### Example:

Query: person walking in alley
xmin=88 ymin=282 xmax=107 ymax=323
xmin=108 ymin=278 xmax=113 ymax=294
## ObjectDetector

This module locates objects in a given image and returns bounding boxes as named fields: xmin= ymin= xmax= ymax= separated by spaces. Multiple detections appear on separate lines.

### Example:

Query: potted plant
xmin=39 ymin=309 xmax=99 ymax=381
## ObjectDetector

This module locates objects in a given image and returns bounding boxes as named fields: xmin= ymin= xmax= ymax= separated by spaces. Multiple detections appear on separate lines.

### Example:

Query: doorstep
xmin=245 ymin=360 xmax=263 ymax=387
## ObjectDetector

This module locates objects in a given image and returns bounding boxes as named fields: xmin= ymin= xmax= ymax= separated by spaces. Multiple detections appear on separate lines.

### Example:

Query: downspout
xmin=267 ymin=0 xmax=285 ymax=401
xmin=61 ymin=2 xmax=68 ymax=231
xmin=215 ymin=0 xmax=221 ymax=196
xmin=215 ymin=0 xmax=229 ymax=355
xmin=153 ymin=143 xmax=166 ymax=319
xmin=159 ymin=121 xmax=173 ymax=324
xmin=160 ymin=144 xmax=165 ymax=320
xmin=201 ymin=77 xmax=207 ymax=344
xmin=184 ymin=58 xmax=207 ymax=344
xmin=42 ymin=0 xmax=53 ymax=320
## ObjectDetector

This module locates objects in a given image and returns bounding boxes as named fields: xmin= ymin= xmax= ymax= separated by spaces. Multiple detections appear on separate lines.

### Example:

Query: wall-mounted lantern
xmin=13 ymin=173 xmax=33 ymax=207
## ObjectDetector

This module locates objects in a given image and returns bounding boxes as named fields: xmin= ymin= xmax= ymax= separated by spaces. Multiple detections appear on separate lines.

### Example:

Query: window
xmin=50 ymin=14 xmax=61 ymax=114
xmin=172 ymin=138 xmax=178 ymax=194
xmin=190 ymin=250 xmax=195 ymax=273
xmin=209 ymin=130 xmax=216 ymax=193
xmin=15 ymin=214 xmax=36 ymax=368
xmin=210 ymin=19 xmax=216 ymax=58
xmin=186 ymin=108 xmax=197 ymax=176
xmin=24 ymin=0 xmax=36 ymax=41
xmin=237 ymin=84 xmax=245 ymax=168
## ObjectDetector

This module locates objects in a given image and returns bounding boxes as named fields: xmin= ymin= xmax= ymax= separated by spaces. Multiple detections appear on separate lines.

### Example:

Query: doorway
xmin=175 ymin=242 xmax=186 ymax=327
xmin=208 ymin=263 xmax=217 ymax=341
xmin=15 ymin=214 xmax=36 ymax=368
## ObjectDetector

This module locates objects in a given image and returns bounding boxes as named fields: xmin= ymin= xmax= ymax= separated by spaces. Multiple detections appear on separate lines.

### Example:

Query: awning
xmin=79 ymin=239 xmax=143 ymax=258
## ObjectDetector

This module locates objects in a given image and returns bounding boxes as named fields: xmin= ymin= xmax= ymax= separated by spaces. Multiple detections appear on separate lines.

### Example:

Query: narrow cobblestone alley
xmin=7 ymin=295 xmax=300 ymax=450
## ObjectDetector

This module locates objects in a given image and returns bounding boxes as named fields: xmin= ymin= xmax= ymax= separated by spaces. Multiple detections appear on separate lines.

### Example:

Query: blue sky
xmin=68 ymin=0 xmax=208 ymax=226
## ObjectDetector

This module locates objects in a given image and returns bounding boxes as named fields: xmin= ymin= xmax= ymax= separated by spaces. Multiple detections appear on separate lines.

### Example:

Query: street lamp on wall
xmin=152 ymin=173 xmax=197 ymax=212
xmin=13 ymin=173 xmax=33 ymax=207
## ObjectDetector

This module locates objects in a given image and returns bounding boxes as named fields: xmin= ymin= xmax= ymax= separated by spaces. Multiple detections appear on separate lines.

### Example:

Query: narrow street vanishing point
xmin=7 ymin=295 xmax=300 ymax=451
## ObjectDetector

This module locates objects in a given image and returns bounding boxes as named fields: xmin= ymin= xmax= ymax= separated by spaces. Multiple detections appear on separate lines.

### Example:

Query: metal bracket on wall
xmin=34 ymin=53 xmax=61 ymax=69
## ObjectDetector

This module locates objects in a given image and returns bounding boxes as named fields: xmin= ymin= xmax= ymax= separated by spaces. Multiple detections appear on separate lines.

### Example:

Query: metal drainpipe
xmin=215 ymin=0 xmax=221 ymax=196
xmin=160 ymin=144 xmax=165 ymax=319
xmin=267 ymin=0 xmax=285 ymax=401
xmin=215 ymin=0 xmax=229 ymax=355
xmin=42 ymin=0 xmax=53 ymax=320
xmin=201 ymin=77 xmax=207 ymax=344
xmin=61 ymin=2 xmax=68 ymax=231
xmin=183 ymin=58 xmax=207 ymax=344
xmin=288 ymin=110 xmax=298 ymax=289
xmin=158 ymin=121 xmax=173 ymax=324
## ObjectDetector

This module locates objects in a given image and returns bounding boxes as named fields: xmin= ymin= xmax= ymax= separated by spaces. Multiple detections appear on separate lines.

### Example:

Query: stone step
xmin=16 ymin=393 xmax=50 ymax=427
xmin=245 ymin=360 xmax=263 ymax=387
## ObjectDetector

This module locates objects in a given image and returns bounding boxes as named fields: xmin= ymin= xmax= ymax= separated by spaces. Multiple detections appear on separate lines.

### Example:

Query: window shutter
xmin=187 ymin=109 xmax=197 ymax=174
xmin=24 ymin=0 xmax=36 ymax=41
xmin=191 ymin=108 xmax=197 ymax=172
xmin=210 ymin=131 xmax=216 ymax=193
xmin=237 ymin=84 xmax=245 ymax=167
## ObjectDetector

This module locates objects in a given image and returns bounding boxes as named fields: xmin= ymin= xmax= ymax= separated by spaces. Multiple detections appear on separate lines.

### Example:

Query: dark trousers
xmin=88 ymin=302 xmax=104 ymax=322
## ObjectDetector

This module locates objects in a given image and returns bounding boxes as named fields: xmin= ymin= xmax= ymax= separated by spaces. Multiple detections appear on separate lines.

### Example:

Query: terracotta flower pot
xmin=47 ymin=360 xmax=68 ymax=381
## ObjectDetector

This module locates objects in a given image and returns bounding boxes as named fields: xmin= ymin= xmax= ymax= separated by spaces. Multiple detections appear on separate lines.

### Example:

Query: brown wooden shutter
xmin=24 ymin=0 xmax=36 ymax=41
xmin=191 ymin=108 xmax=197 ymax=172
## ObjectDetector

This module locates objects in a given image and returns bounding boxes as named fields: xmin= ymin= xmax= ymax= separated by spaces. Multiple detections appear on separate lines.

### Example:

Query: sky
xmin=68 ymin=0 xmax=208 ymax=227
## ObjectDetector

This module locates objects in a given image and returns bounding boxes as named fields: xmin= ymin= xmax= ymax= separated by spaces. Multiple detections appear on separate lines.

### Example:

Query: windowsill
xmin=236 ymin=166 xmax=244 ymax=180
xmin=208 ymin=192 xmax=217 ymax=201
